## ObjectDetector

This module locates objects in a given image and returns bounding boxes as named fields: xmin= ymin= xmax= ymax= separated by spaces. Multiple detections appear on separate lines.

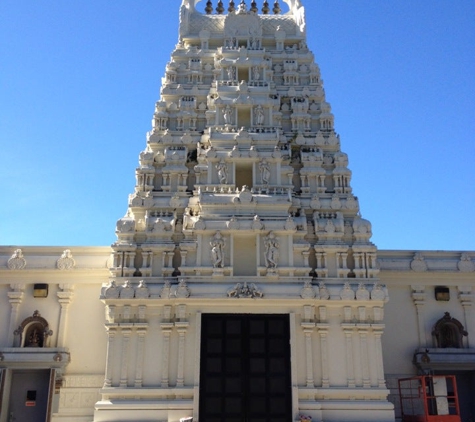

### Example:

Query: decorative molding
xmin=7 ymin=249 xmax=26 ymax=270
xmin=56 ymin=249 xmax=76 ymax=270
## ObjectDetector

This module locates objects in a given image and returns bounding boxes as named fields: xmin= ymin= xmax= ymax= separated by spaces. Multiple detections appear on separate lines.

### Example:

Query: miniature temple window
xmin=432 ymin=312 xmax=467 ymax=349
xmin=14 ymin=310 xmax=53 ymax=348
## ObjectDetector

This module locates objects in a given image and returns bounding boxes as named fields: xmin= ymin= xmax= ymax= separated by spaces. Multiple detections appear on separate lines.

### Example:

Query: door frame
xmin=0 ymin=368 xmax=55 ymax=422
xmin=196 ymin=312 xmax=297 ymax=421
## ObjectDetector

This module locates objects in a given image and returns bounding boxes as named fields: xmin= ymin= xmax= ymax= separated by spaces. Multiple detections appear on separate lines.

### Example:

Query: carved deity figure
xmin=264 ymin=231 xmax=279 ymax=268
xmin=259 ymin=159 xmax=270 ymax=184
xmin=224 ymin=105 xmax=234 ymax=125
xmin=227 ymin=66 xmax=236 ymax=81
xmin=210 ymin=231 xmax=226 ymax=268
xmin=252 ymin=65 xmax=260 ymax=80
xmin=216 ymin=160 xmax=228 ymax=184
xmin=254 ymin=105 xmax=265 ymax=125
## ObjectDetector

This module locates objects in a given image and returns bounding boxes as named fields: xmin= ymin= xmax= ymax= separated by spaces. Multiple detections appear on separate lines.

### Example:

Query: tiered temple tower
xmin=97 ymin=1 xmax=395 ymax=421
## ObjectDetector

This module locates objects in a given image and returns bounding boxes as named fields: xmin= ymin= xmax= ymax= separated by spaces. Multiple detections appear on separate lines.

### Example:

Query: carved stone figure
xmin=264 ymin=231 xmax=279 ymax=268
xmin=224 ymin=105 xmax=234 ymax=125
xmin=252 ymin=66 xmax=260 ymax=80
xmin=259 ymin=159 xmax=270 ymax=184
xmin=254 ymin=105 xmax=265 ymax=125
xmin=227 ymin=282 xmax=263 ymax=298
xmin=216 ymin=160 xmax=228 ymax=184
xmin=210 ymin=231 xmax=226 ymax=268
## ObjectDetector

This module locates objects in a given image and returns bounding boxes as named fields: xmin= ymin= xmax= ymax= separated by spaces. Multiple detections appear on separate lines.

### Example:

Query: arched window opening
xmin=432 ymin=312 xmax=467 ymax=349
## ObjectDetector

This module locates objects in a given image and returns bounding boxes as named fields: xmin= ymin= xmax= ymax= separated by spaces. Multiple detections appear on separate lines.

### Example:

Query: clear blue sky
xmin=0 ymin=0 xmax=474 ymax=251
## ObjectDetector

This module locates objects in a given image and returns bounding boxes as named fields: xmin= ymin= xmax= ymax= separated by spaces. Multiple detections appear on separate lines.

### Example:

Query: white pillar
xmin=343 ymin=325 xmax=356 ymax=388
xmin=7 ymin=285 xmax=24 ymax=346
xmin=56 ymin=284 xmax=74 ymax=348
xmin=357 ymin=326 xmax=371 ymax=388
xmin=161 ymin=305 xmax=174 ymax=387
xmin=372 ymin=324 xmax=386 ymax=388
xmin=134 ymin=328 xmax=147 ymax=387
xmin=412 ymin=286 xmax=427 ymax=347
xmin=317 ymin=322 xmax=330 ymax=388
xmin=104 ymin=327 xmax=117 ymax=387
xmin=119 ymin=328 xmax=132 ymax=388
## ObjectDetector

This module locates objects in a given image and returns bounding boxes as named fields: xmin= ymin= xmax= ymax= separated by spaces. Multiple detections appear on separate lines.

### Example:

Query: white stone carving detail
xmin=7 ymin=249 xmax=26 ymax=270
xmin=458 ymin=253 xmax=475 ymax=272
xmin=227 ymin=282 xmax=263 ymax=298
xmin=411 ymin=252 xmax=428 ymax=272
xmin=56 ymin=249 xmax=75 ymax=270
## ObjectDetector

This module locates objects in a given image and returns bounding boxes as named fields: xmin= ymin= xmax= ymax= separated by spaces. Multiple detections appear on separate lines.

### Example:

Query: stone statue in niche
xmin=227 ymin=66 xmax=236 ymax=80
xmin=259 ymin=159 xmax=270 ymax=184
xmin=252 ymin=66 xmax=260 ymax=80
xmin=216 ymin=160 xmax=228 ymax=184
xmin=264 ymin=231 xmax=279 ymax=268
xmin=224 ymin=105 xmax=234 ymax=125
xmin=210 ymin=231 xmax=226 ymax=268
xmin=254 ymin=105 xmax=265 ymax=125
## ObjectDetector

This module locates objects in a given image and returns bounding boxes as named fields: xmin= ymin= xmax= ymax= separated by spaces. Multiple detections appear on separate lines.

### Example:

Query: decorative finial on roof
xmin=205 ymin=0 xmax=213 ymax=14
xmin=238 ymin=0 xmax=247 ymax=13
xmin=216 ymin=0 xmax=224 ymax=14
xmin=228 ymin=0 xmax=235 ymax=12
xmin=250 ymin=1 xmax=258 ymax=13
xmin=273 ymin=0 xmax=281 ymax=14
xmin=262 ymin=1 xmax=270 ymax=14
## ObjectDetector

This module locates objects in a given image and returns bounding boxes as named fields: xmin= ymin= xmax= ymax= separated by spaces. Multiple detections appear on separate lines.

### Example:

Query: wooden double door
xmin=199 ymin=314 xmax=292 ymax=422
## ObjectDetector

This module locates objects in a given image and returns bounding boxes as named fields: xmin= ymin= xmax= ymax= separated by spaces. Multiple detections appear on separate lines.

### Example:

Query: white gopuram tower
xmin=96 ymin=1 xmax=395 ymax=421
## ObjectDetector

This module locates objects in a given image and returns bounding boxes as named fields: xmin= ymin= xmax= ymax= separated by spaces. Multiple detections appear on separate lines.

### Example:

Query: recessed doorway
xmin=199 ymin=314 xmax=292 ymax=422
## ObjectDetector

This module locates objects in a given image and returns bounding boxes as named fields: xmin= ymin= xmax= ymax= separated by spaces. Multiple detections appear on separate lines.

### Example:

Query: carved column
xmin=7 ymin=285 xmax=24 ymax=346
xmin=372 ymin=324 xmax=386 ymax=388
xmin=104 ymin=326 xmax=117 ymax=387
xmin=160 ymin=305 xmax=173 ymax=387
xmin=301 ymin=305 xmax=316 ymax=387
xmin=342 ymin=325 xmax=356 ymax=388
xmin=458 ymin=287 xmax=473 ymax=347
xmin=119 ymin=328 xmax=132 ymax=387
xmin=357 ymin=325 xmax=371 ymax=388
xmin=135 ymin=327 xmax=147 ymax=387
xmin=412 ymin=286 xmax=427 ymax=347
xmin=56 ymin=284 xmax=74 ymax=348
xmin=176 ymin=304 xmax=189 ymax=387
xmin=317 ymin=307 xmax=329 ymax=388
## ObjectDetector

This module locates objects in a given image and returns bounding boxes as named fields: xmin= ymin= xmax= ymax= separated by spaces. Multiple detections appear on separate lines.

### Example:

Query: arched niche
xmin=13 ymin=310 xmax=53 ymax=348
xmin=432 ymin=312 xmax=468 ymax=349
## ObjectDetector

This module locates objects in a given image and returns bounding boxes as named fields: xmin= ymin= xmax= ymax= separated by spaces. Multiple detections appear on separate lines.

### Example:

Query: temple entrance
xmin=8 ymin=369 xmax=51 ymax=422
xmin=199 ymin=314 xmax=292 ymax=422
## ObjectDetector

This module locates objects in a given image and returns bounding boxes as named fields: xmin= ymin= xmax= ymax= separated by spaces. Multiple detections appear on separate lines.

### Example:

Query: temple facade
xmin=0 ymin=1 xmax=474 ymax=422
